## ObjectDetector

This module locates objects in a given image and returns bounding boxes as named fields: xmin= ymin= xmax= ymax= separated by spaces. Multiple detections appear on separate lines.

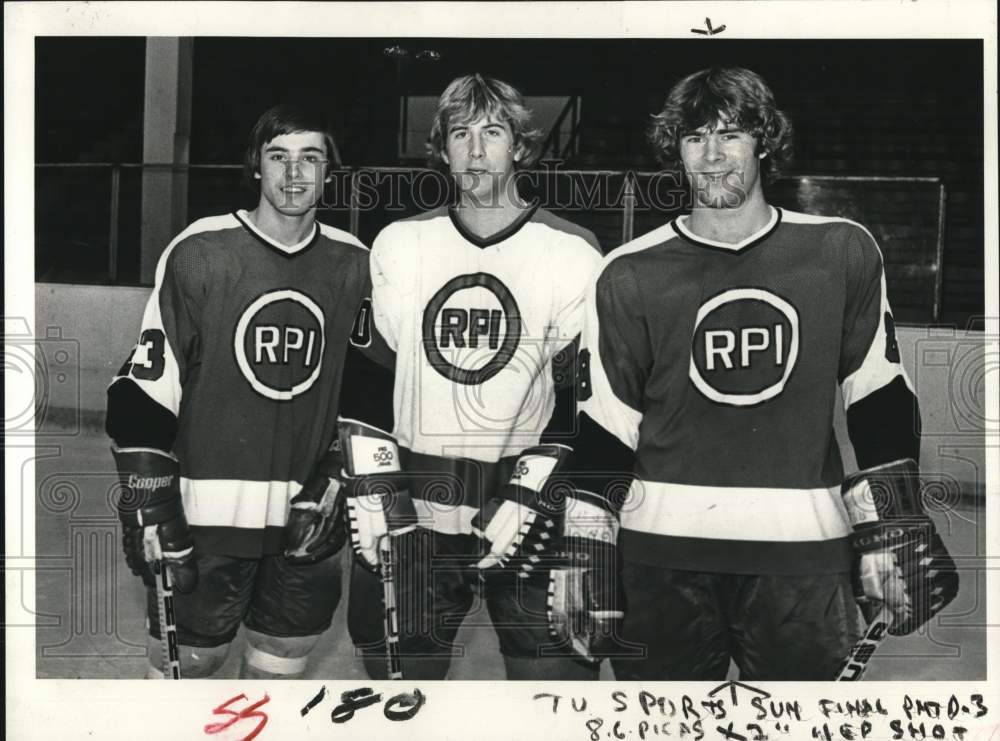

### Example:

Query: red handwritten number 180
xmin=204 ymin=693 xmax=270 ymax=741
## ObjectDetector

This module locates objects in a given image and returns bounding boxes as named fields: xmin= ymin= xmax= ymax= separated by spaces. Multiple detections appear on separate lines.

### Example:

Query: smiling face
xmin=680 ymin=121 xmax=764 ymax=209
xmin=442 ymin=115 xmax=521 ymax=204
xmin=254 ymin=131 xmax=329 ymax=218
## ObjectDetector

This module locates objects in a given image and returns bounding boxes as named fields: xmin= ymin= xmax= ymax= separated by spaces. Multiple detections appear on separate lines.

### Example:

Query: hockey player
xmin=106 ymin=105 xmax=371 ymax=679
xmin=550 ymin=67 xmax=959 ymax=679
xmin=286 ymin=74 xmax=604 ymax=680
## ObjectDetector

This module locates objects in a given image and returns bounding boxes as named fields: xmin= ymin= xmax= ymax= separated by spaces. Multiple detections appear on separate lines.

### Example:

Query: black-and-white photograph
xmin=6 ymin=2 xmax=998 ymax=740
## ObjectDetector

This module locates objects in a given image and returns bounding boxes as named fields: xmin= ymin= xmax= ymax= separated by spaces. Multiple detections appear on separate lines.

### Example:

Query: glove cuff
xmin=338 ymin=418 xmax=401 ymax=476
xmin=841 ymin=458 xmax=922 ymax=528
xmin=500 ymin=443 xmax=572 ymax=510
xmin=558 ymin=531 xmax=618 ymax=569
xmin=353 ymin=473 xmax=418 ymax=533
xmin=565 ymin=492 xmax=619 ymax=544
xmin=850 ymin=519 xmax=935 ymax=554
xmin=111 ymin=446 xmax=183 ymax=527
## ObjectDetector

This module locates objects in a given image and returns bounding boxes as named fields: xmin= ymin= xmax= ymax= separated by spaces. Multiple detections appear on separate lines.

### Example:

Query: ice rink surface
xmin=33 ymin=428 xmax=986 ymax=681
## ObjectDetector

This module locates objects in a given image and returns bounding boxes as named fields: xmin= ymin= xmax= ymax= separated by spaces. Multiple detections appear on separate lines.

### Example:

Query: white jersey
xmin=367 ymin=205 xmax=602 ymax=533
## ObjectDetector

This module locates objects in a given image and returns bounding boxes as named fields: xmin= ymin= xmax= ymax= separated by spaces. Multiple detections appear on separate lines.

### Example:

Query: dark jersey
xmin=576 ymin=207 xmax=920 ymax=575
xmin=107 ymin=211 xmax=371 ymax=557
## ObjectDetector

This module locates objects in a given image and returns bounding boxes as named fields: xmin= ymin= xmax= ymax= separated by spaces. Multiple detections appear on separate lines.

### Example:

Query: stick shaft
xmin=835 ymin=606 xmax=892 ymax=681
xmin=379 ymin=536 xmax=403 ymax=680
xmin=152 ymin=560 xmax=182 ymax=680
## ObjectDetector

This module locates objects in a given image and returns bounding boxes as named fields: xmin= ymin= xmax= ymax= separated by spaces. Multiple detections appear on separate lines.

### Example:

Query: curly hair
xmin=427 ymin=74 xmax=544 ymax=171
xmin=648 ymin=67 xmax=793 ymax=181
xmin=243 ymin=104 xmax=341 ymax=188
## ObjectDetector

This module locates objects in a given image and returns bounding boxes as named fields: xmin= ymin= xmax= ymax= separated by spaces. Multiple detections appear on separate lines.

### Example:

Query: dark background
xmin=35 ymin=38 xmax=984 ymax=326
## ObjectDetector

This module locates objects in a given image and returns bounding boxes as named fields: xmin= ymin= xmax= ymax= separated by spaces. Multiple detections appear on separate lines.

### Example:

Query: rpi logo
xmin=422 ymin=272 xmax=522 ymax=386
xmin=234 ymin=289 xmax=326 ymax=401
xmin=689 ymin=287 xmax=800 ymax=407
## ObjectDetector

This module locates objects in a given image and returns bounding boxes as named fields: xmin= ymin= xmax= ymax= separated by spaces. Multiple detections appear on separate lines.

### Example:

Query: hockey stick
xmin=144 ymin=529 xmax=182 ymax=679
xmin=378 ymin=534 xmax=403 ymax=680
xmin=835 ymin=605 xmax=892 ymax=681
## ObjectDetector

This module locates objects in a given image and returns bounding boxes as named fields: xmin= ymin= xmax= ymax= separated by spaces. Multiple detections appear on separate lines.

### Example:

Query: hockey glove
xmin=547 ymin=492 xmax=624 ymax=662
xmin=841 ymin=458 xmax=959 ymax=636
xmin=284 ymin=441 xmax=349 ymax=563
xmin=339 ymin=419 xmax=418 ymax=570
xmin=471 ymin=444 xmax=566 ymax=576
xmin=112 ymin=447 xmax=198 ymax=594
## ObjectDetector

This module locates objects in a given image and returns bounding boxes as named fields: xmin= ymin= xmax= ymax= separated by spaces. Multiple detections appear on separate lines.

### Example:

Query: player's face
xmin=680 ymin=122 xmax=763 ymax=209
xmin=255 ymin=131 xmax=329 ymax=217
xmin=443 ymin=115 xmax=521 ymax=204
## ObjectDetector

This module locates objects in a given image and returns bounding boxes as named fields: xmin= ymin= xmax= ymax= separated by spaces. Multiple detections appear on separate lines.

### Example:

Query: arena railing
xmin=34 ymin=163 xmax=945 ymax=322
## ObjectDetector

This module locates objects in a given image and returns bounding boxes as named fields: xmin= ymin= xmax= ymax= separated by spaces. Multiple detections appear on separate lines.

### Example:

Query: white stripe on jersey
xmin=840 ymin=274 xmax=908 ymax=405
xmin=578 ymin=225 xmax=675 ymax=452
xmin=839 ymin=227 xmax=913 ymax=405
xmin=124 ymin=215 xmax=244 ymax=416
xmin=180 ymin=477 xmax=302 ymax=529
xmin=316 ymin=220 xmax=368 ymax=252
xmin=620 ymin=480 xmax=850 ymax=542
xmin=412 ymin=499 xmax=480 ymax=535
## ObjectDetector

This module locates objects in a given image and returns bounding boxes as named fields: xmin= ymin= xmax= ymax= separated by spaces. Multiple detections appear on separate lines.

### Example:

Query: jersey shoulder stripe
xmin=175 ymin=212 xmax=242 ymax=237
xmin=780 ymin=208 xmax=880 ymax=242
xmin=153 ymin=213 xmax=243 ymax=285
xmin=614 ymin=221 xmax=681 ymax=258
xmin=373 ymin=207 xmax=448 ymax=249
xmin=401 ymin=205 xmax=450 ymax=224
xmin=593 ymin=221 xmax=680 ymax=283
xmin=317 ymin=222 xmax=368 ymax=251
xmin=578 ymin=225 xmax=674 ymax=453
xmin=531 ymin=208 xmax=603 ymax=253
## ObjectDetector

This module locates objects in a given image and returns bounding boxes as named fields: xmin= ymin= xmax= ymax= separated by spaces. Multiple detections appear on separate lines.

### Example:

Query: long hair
xmin=243 ymin=104 xmax=341 ymax=187
xmin=426 ymin=74 xmax=543 ymax=170
xmin=648 ymin=67 xmax=793 ymax=181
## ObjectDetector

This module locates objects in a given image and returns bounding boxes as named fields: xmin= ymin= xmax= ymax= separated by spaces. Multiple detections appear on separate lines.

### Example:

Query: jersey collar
xmin=672 ymin=206 xmax=782 ymax=254
xmin=234 ymin=209 xmax=319 ymax=257
xmin=448 ymin=201 xmax=540 ymax=249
